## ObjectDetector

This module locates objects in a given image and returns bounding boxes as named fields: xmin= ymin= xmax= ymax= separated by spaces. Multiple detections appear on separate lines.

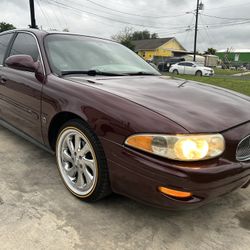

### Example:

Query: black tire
xmin=195 ymin=70 xmax=202 ymax=76
xmin=55 ymin=119 xmax=111 ymax=202
xmin=173 ymin=69 xmax=179 ymax=75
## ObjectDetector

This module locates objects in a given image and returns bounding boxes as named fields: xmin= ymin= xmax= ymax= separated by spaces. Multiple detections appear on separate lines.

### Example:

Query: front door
xmin=0 ymin=32 xmax=44 ymax=143
xmin=177 ymin=62 xmax=186 ymax=74
xmin=184 ymin=62 xmax=195 ymax=75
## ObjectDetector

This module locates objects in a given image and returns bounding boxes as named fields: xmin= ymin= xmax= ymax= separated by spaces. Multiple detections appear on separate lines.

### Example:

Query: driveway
xmin=0 ymin=125 xmax=249 ymax=250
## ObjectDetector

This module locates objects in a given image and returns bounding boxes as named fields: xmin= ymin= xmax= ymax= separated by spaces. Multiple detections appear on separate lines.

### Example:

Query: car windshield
xmin=44 ymin=34 xmax=160 ymax=76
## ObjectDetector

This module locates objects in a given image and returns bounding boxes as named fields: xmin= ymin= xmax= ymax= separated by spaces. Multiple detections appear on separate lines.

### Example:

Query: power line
xmin=195 ymin=29 xmax=207 ymax=52
xmin=200 ymin=20 xmax=244 ymax=26
xmin=60 ymin=0 xmax=186 ymax=24
xmin=199 ymin=15 xmax=214 ymax=47
xmin=157 ymin=29 xmax=192 ymax=38
xmin=40 ymin=0 xmax=193 ymax=30
xmin=57 ymin=0 xmax=191 ymax=27
xmin=58 ymin=4 xmax=69 ymax=29
xmin=183 ymin=14 xmax=195 ymax=48
xmin=36 ymin=0 xmax=51 ymax=28
xmin=158 ymin=19 xmax=194 ymax=37
xmin=205 ymin=1 xmax=250 ymax=11
xmin=36 ymin=0 xmax=250 ymax=47
xmin=48 ymin=0 xmax=65 ymax=28
xmin=83 ymin=0 xmax=188 ymax=19
xmin=200 ymin=13 xmax=250 ymax=21
xmin=199 ymin=20 xmax=250 ymax=29
xmin=199 ymin=18 xmax=221 ymax=49
xmin=45 ymin=0 xmax=117 ymax=29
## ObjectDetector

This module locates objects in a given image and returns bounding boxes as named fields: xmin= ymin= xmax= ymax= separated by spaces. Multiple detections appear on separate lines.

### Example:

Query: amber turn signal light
xmin=158 ymin=186 xmax=192 ymax=199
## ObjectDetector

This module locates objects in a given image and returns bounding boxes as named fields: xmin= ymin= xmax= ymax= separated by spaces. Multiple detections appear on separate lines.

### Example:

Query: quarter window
xmin=0 ymin=33 xmax=13 ymax=65
xmin=9 ymin=33 xmax=39 ymax=62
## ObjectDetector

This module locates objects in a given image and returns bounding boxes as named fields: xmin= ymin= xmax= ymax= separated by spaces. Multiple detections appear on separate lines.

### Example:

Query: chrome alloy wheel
xmin=56 ymin=128 xmax=98 ymax=197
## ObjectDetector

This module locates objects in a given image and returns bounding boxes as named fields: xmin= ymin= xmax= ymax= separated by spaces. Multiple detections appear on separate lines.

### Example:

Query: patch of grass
xmin=214 ymin=68 xmax=245 ymax=76
xmin=165 ymin=73 xmax=250 ymax=96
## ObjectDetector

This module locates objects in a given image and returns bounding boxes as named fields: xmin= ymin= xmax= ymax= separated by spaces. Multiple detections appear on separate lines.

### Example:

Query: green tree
xmin=0 ymin=22 xmax=16 ymax=33
xmin=132 ymin=30 xmax=150 ymax=40
xmin=206 ymin=48 xmax=216 ymax=55
xmin=151 ymin=33 xmax=159 ymax=39
xmin=131 ymin=30 xmax=159 ymax=40
xmin=111 ymin=27 xmax=135 ymax=50
xmin=120 ymin=39 xmax=135 ymax=51
xmin=111 ymin=27 xmax=159 ymax=50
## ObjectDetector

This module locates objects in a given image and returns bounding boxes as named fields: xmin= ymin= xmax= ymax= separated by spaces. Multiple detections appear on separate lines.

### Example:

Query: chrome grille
xmin=236 ymin=135 xmax=250 ymax=162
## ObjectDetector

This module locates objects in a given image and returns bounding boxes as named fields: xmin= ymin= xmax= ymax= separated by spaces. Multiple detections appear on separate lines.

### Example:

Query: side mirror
xmin=192 ymin=65 xmax=196 ymax=67
xmin=5 ymin=55 xmax=39 ymax=72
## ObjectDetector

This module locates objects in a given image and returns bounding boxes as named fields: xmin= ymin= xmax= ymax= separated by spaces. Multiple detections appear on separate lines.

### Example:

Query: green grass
xmin=165 ymin=73 xmax=250 ymax=96
xmin=214 ymin=68 xmax=245 ymax=75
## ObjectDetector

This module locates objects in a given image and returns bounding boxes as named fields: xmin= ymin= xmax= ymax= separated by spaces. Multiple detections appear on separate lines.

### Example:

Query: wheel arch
xmin=48 ymin=111 xmax=89 ymax=151
xmin=196 ymin=70 xmax=202 ymax=76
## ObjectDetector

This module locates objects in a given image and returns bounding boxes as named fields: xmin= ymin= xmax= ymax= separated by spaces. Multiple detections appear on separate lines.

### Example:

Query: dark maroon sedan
xmin=0 ymin=29 xmax=249 ymax=209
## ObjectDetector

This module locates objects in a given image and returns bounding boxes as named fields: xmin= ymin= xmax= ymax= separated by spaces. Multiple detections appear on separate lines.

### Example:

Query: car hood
xmin=67 ymin=75 xmax=250 ymax=133
xmin=201 ymin=66 xmax=213 ymax=71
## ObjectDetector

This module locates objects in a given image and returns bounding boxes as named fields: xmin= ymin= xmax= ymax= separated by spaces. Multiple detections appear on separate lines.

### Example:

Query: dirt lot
xmin=0 ymin=125 xmax=249 ymax=250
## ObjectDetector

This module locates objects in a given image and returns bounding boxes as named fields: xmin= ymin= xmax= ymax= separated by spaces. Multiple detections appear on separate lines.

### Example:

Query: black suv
xmin=157 ymin=57 xmax=185 ymax=72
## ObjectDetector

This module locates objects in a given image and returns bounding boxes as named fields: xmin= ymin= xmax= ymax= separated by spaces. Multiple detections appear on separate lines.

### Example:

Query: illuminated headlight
xmin=125 ymin=134 xmax=225 ymax=161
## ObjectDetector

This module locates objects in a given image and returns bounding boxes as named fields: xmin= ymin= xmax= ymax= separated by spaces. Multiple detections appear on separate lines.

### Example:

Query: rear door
xmin=0 ymin=32 xmax=44 ymax=143
xmin=177 ymin=62 xmax=185 ymax=74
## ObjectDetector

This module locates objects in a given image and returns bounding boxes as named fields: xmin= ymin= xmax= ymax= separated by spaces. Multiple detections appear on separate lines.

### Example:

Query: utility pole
xmin=29 ymin=0 xmax=38 ymax=29
xmin=193 ymin=0 xmax=200 ymax=61
xmin=193 ymin=0 xmax=204 ymax=61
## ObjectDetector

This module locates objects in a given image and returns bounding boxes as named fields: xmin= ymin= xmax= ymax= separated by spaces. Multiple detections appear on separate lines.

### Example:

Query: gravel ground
xmin=0 ymin=125 xmax=249 ymax=250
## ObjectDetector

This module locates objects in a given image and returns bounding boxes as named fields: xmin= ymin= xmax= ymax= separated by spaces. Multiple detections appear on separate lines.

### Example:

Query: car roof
xmin=0 ymin=28 xmax=115 ymax=43
xmin=180 ymin=61 xmax=194 ymax=63
xmin=0 ymin=28 xmax=46 ymax=36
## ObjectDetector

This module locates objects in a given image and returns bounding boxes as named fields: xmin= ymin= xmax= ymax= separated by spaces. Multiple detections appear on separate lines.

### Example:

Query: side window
xmin=0 ymin=33 xmax=13 ymax=65
xmin=178 ymin=62 xmax=186 ymax=66
xmin=185 ymin=63 xmax=194 ymax=67
xmin=9 ymin=33 xmax=39 ymax=62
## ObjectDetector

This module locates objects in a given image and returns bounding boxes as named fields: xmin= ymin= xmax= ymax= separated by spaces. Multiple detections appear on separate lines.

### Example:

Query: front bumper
xmin=204 ymin=71 xmax=214 ymax=76
xmin=100 ymin=122 xmax=250 ymax=209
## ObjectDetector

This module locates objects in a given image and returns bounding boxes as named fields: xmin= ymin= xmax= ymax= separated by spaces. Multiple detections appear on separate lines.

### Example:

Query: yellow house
xmin=132 ymin=37 xmax=186 ymax=61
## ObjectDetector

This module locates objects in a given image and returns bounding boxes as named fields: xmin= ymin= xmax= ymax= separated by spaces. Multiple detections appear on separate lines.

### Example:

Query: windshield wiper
xmin=60 ymin=70 xmax=127 ymax=77
xmin=126 ymin=71 xmax=159 ymax=76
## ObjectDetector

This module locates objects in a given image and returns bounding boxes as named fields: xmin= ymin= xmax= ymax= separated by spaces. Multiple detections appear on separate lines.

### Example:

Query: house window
xmin=235 ymin=53 xmax=239 ymax=61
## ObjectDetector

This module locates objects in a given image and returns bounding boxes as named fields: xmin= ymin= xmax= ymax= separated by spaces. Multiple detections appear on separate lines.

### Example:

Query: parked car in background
xmin=0 ymin=29 xmax=249 ymax=210
xmin=169 ymin=61 xmax=214 ymax=76
xmin=157 ymin=57 xmax=184 ymax=72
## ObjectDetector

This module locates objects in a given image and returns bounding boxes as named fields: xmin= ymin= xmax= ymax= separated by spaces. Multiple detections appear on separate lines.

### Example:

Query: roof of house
xmin=132 ymin=37 xmax=174 ymax=51
xmin=217 ymin=49 xmax=250 ymax=53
